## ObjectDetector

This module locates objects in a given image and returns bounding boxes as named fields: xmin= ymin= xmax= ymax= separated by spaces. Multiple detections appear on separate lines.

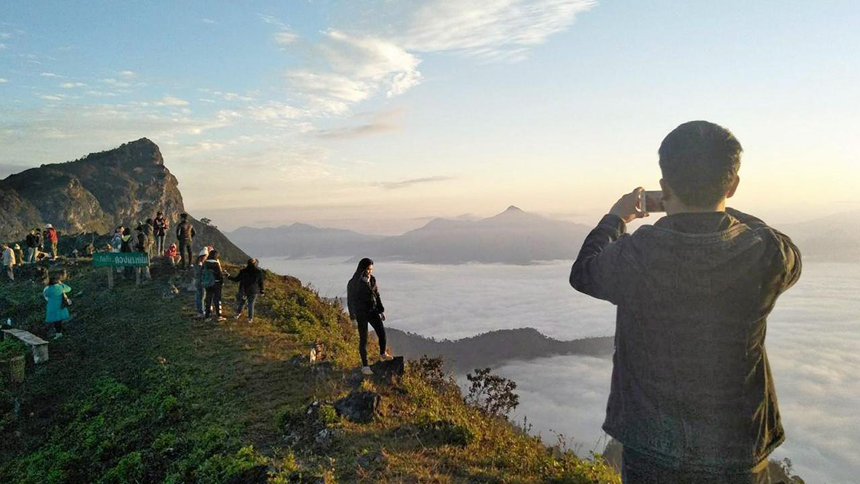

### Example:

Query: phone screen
xmin=640 ymin=190 xmax=665 ymax=213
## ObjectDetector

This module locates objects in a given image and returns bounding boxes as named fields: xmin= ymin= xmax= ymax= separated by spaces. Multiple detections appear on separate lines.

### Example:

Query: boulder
xmin=370 ymin=356 xmax=405 ymax=383
xmin=333 ymin=391 xmax=380 ymax=424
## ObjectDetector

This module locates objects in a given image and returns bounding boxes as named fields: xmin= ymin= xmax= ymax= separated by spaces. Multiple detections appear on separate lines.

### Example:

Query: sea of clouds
xmin=261 ymin=258 xmax=859 ymax=484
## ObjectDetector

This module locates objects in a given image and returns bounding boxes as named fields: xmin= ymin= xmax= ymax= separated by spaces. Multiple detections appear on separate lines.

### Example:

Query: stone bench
xmin=2 ymin=329 xmax=49 ymax=364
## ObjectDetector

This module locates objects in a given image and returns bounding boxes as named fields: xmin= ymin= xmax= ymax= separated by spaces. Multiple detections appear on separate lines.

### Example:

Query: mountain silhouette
xmin=230 ymin=207 xmax=592 ymax=265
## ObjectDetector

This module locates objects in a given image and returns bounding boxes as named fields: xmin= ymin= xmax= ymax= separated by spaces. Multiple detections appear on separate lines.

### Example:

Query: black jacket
xmin=176 ymin=221 xmax=196 ymax=241
xmin=347 ymin=274 xmax=384 ymax=321
xmin=229 ymin=266 xmax=265 ymax=295
xmin=570 ymin=209 xmax=801 ymax=471
xmin=26 ymin=234 xmax=38 ymax=248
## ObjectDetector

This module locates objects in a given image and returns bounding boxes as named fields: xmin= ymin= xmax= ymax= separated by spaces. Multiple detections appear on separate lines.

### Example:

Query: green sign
xmin=93 ymin=252 xmax=150 ymax=267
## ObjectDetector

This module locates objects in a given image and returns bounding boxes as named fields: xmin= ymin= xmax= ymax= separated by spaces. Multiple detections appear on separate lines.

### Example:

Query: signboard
xmin=92 ymin=252 xmax=150 ymax=267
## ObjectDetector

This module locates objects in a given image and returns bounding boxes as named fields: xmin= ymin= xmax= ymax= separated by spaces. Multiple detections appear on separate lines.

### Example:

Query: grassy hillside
xmin=0 ymin=259 xmax=618 ymax=483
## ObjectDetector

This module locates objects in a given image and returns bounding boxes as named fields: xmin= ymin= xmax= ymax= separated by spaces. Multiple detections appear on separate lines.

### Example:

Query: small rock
xmin=334 ymin=391 xmax=381 ymax=424
xmin=357 ymin=449 xmax=389 ymax=471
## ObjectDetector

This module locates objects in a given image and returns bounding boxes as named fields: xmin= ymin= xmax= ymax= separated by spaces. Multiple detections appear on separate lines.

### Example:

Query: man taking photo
xmin=570 ymin=121 xmax=802 ymax=483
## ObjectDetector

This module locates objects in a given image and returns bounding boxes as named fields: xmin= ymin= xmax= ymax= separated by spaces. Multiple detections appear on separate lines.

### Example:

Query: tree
xmin=200 ymin=218 xmax=212 ymax=226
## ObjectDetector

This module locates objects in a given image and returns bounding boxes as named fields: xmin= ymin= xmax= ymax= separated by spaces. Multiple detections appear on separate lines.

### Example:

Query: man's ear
xmin=659 ymin=178 xmax=672 ymax=200
xmin=726 ymin=174 xmax=740 ymax=199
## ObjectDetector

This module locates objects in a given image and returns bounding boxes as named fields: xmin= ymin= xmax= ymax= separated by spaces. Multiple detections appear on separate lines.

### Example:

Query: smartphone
xmin=638 ymin=190 xmax=665 ymax=214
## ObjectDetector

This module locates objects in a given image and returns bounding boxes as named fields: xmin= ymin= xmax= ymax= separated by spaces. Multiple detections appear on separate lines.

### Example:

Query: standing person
xmin=44 ymin=224 xmax=59 ymax=260
xmin=193 ymin=248 xmax=210 ymax=317
xmin=110 ymin=226 xmax=124 ymax=253
xmin=347 ymin=258 xmax=393 ymax=376
xmin=26 ymin=229 xmax=39 ymax=263
xmin=142 ymin=218 xmax=156 ymax=258
xmin=120 ymin=227 xmax=134 ymax=279
xmin=135 ymin=223 xmax=152 ymax=280
xmin=110 ymin=226 xmax=124 ymax=274
xmin=175 ymin=213 xmax=196 ymax=269
xmin=229 ymin=258 xmax=265 ymax=322
xmin=569 ymin=121 xmax=802 ymax=483
xmin=1 ymin=243 xmax=15 ymax=281
xmin=13 ymin=244 xmax=24 ymax=267
xmin=153 ymin=211 xmax=169 ymax=255
xmin=43 ymin=273 xmax=72 ymax=339
xmin=202 ymin=250 xmax=227 ymax=321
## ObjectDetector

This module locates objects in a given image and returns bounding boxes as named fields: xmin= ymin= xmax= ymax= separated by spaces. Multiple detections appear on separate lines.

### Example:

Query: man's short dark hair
xmin=180 ymin=213 xmax=188 ymax=220
xmin=658 ymin=121 xmax=743 ymax=207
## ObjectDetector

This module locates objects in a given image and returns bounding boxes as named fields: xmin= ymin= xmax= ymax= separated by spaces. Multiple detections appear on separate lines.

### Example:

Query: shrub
xmin=0 ymin=339 xmax=26 ymax=361
xmin=416 ymin=416 xmax=475 ymax=447
xmin=465 ymin=367 xmax=519 ymax=418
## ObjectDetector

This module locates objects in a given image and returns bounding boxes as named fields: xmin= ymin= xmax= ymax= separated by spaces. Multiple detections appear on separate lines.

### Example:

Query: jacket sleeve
xmin=191 ymin=226 xmax=197 ymax=238
xmin=258 ymin=271 xmax=265 ymax=294
xmin=176 ymin=224 xmax=182 ymax=238
xmin=569 ymin=214 xmax=629 ymax=305
xmin=346 ymin=280 xmax=356 ymax=320
xmin=375 ymin=289 xmax=385 ymax=314
xmin=727 ymin=208 xmax=803 ymax=293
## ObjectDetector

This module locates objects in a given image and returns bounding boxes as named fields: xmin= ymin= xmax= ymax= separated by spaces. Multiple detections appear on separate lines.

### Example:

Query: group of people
xmin=1 ymin=224 xmax=60 ymax=282
xmin=192 ymin=247 xmax=265 ymax=323
xmin=105 ymin=212 xmax=199 ymax=270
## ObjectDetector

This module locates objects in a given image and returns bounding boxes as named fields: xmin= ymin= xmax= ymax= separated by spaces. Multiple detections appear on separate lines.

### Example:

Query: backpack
xmin=202 ymin=266 xmax=216 ymax=289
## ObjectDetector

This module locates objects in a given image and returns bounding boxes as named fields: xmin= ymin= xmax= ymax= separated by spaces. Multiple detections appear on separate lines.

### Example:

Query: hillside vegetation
xmin=0 ymin=257 xmax=618 ymax=483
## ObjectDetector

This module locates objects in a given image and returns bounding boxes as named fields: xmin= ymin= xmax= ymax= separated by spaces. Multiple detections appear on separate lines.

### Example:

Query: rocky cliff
xmin=0 ymin=138 xmax=248 ymax=263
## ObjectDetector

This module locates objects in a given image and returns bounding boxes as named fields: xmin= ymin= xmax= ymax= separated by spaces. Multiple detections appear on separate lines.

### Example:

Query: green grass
xmin=0 ymin=259 xmax=619 ymax=483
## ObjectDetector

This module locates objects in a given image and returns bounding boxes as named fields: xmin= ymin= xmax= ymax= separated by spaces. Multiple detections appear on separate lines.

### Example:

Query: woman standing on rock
xmin=347 ymin=258 xmax=393 ymax=375
xmin=43 ymin=273 xmax=71 ymax=339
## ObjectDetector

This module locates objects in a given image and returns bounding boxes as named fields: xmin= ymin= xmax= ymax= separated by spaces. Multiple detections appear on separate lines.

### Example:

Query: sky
xmin=1 ymin=1 xmax=859 ymax=234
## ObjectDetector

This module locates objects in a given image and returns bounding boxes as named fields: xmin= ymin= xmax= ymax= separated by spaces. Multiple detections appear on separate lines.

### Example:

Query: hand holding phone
xmin=638 ymin=190 xmax=665 ymax=214
xmin=610 ymin=188 xmax=650 ymax=223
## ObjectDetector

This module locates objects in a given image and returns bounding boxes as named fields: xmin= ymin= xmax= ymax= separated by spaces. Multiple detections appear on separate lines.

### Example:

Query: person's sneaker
xmin=361 ymin=366 xmax=373 ymax=376
xmin=247 ymin=318 xmax=254 ymax=324
xmin=196 ymin=312 xmax=205 ymax=318
xmin=234 ymin=314 xmax=241 ymax=320
xmin=53 ymin=333 xmax=63 ymax=340
xmin=216 ymin=316 xmax=227 ymax=322
xmin=381 ymin=352 xmax=394 ymax=361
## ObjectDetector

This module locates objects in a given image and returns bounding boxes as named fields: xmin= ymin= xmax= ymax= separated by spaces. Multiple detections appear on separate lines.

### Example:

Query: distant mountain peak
xmin=505 ymin=205 xmax=523 ymax=213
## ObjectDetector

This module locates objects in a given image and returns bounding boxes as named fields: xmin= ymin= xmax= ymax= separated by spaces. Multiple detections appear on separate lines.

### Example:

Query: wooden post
xmin=107 ymin=267 xmax=114 ymax=289
xmin=135 ymin=267 xmax=141 ymax=286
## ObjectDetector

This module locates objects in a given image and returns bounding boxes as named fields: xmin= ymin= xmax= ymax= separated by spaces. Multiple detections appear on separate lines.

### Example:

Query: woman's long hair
xmin=352 ymin=258 xmax=373 ymax=280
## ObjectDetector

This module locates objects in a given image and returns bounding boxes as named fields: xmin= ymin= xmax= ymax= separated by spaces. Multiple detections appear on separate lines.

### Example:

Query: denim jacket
xmin=570 ymin=208 xmax=801 ymax=471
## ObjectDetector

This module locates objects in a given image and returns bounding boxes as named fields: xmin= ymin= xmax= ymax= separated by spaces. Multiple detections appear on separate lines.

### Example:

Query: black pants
xmin=358 ymin=312 xmax=386 ymax=367
xmin=53 ymin=321 xmax=64 ymax=334
xmin=622 ymin=447 xmax=770 ymax=484
xmin=178 ymin=240 xmax=193 ymax=268
xmin=204 ymin=283 xmax=223 ymax=317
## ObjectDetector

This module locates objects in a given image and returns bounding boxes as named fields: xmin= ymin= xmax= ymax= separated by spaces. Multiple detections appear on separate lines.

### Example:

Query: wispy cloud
xmin=286 ymin=30 xmax=421 ymax=115
xmin=40 ymin=72 xmax=58 ymax=78
xmin=0 ymin=78 xmax=7 ymax=84
xmin=316 ymin=109 xmax=403 ymax=140
xmin=399 ymin=0 xmax=596 ymax=62
xmin=274 ymin=31 xmax=299 ymax=45
xmin=118 ymin=70 xmax=137 ymax=79
xmin=202 ymin=18 xmax=217 ymax=25
xmin=39 ymin=94 xmax=64 ymax=101
xmin=0 ymin=44 xmax=7 ymax=50
xmin=60 ymin=82 xmax=87 ymax=89
xmin=373 ymin=176 xmax=455 ymax=190
xmin=156 ymin=95 xmax=190 ymax=107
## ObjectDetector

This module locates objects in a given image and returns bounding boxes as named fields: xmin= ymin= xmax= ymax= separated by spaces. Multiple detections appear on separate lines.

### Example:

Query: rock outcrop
xmin=0 ymin=138 xmax=248 ymax=263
